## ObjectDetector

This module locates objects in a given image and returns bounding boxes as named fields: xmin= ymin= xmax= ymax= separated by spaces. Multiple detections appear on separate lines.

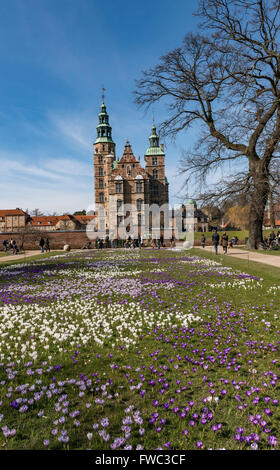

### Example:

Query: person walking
xmin=221 ymin=232 xmax=229 ymax=254
xmin=212 ymin=229 xmax=220 ymax=255
xmin=12 ymin=239 xmax=17 ymax=254
xmin=201 ymin=234 xmax=206 ymax=248
xmin=269 ymin=231 xmax=276 ymax=248
xmin=39 ymin=237 xmax=45 ymax=253
xmin=45 ymin=238 xmax=50 ymax=252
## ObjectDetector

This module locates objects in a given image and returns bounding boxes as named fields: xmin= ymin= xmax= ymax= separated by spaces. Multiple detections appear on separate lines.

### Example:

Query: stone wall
xmin=0 ymin=231 xmax=90 ymax=251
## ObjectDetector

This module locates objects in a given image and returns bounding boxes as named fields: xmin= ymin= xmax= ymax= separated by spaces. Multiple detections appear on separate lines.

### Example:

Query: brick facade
xmin=0 ymin=231 xmax=90 ymax=251
xmin=93 ymin=102 xmax=169 ymax=237
xmin=0 ymin=209 xmax=28 ymax=232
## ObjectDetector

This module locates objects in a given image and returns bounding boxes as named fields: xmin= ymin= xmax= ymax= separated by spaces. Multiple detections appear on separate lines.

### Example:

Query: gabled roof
xmin=0 ymin=209 xmax=28 ymax=217
xmin=73 ymin=215 xmax=95 ymax=224
xmin=29 ymin=214 xmax=95 ymax=227
xmin=119 ymin=140 xmax=137 ymax=163
xmin=29 ymin=216 xmax=58 ymax=226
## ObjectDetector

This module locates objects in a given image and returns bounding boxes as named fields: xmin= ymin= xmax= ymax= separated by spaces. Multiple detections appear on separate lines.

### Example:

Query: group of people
xmin=263 ymin=231 xmax=280 ymax=249
xmin=95 ymin=234 xmax=174 ymax=249
xmin=96 ymin=235 xmax=143 ymax=249
xmin=201 ymin=230 xmax=237 ymax=255
xmin=39 ymin=238 xmax=50 ymax=253
xmin=2 ymin=239 xmax=21 ymax=254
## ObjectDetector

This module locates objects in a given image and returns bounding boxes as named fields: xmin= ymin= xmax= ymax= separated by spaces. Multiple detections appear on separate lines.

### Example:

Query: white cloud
xmin=0 ymin=151 xmax=93 ymax=213
xmin=48 ymin=112 xmax=94 ymax=151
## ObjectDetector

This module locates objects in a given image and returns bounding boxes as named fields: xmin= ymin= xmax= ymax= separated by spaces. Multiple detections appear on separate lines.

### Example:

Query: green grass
xmin=191 ymin=247 xmax=280 ymax=282
xmin=193 ymin=228 xmax=273 ymax=243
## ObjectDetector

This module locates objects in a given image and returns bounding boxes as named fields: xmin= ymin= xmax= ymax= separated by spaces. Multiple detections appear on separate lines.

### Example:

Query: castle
xmin=93 ymin=100 xmax=169 ymax=238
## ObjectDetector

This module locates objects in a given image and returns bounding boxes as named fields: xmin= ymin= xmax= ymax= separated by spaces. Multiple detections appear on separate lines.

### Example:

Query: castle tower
xmin=144 ymin=121 xmax=169 ymax=206
xmin=93 ymin=101 xmax=116 ymax=232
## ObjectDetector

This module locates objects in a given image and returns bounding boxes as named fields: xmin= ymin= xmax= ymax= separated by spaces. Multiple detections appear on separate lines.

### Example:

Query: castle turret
xmin=144 ymin=121 xmax=168 ymax=205
xmin=94 ymin=100 xmax=116 ymax=232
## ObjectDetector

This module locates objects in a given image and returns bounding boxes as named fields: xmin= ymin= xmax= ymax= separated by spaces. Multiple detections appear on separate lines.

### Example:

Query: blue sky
xmin=0 ymin=0 xmax=202 ymax=214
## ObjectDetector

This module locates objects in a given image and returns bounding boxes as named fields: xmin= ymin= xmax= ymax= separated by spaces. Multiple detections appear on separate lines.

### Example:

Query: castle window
xmin=152 ymin=157 xmax=158 ymax=166
xmin=152 ymin=184 xmax=159 ymax=196
xmin=153 ymin=169 xmax=158 ymax=179
xmin=117 ymin=199 xmax=122 ymax=211
xmin=99 ymin=206 xmax=105 ymax=216
xmin=127 ymin=166 xmax=131 ymax=176
xmin=115 ymin=182 xmax=123 ymax=193
xmin=99 ymin=192 xmax=104 ymax=202
xmin=99 ymin=179 xmax=104 ymax=188
xmin=102 ymin=144 xmax=105 ymax=151
xmin=136 ymin=181 xmax=143 ymax=193
xmin=138 ymin=213 xmax=142 ymax=226
xmin=98 ymin=167 xmax=103 ymax=176
xmin=137 ymin=198 xmax=143 ymax=211
xmin=98 ymin=155 xmax=103 ymax=164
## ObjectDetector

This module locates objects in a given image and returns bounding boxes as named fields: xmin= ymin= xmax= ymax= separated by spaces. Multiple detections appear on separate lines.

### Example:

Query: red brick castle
xmin=93 ymin=100 xmax=169 ymax=237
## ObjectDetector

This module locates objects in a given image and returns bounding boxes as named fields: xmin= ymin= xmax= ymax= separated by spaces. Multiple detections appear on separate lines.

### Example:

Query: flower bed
xmin=0 ymin=249 xmax=279 ymax=450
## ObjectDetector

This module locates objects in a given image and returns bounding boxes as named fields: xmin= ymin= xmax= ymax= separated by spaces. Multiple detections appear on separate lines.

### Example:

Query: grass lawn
xmin=0 ymin=247 xmax=280 ymax=450
xmin=193 ymin=229 xmax=273 ymax=243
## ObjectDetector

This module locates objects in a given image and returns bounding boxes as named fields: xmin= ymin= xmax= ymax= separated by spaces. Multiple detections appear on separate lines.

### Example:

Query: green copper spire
xmin=94 ymin=100 xmax=114 ymax=144
xmin=145 ymin=121 xmax=165 ymax=155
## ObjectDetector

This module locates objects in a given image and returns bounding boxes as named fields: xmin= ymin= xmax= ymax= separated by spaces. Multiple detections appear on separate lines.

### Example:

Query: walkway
xmin=0 ymin=250 xmax=51 ymax=264
xmin=195 ymin=245 xmax=280 ymax=269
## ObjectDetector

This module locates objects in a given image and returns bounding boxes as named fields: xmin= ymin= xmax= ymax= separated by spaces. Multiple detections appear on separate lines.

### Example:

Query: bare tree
xmin=17 ymin=225 xmax=44 ymax=251
xmin=31 ymin=208 xmax=44 ymax=217
xmin=135 ymin=0 xmax=280 ymax=249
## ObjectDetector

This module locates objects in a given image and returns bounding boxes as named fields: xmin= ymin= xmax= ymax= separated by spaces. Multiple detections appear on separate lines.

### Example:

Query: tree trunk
xmin=248 ymin=205 xmax=265 ymax=249
xmin=269 ymin=191 xmax=276 ymax=229
xmin=248 ymin=162 xmax=269 ymax=250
